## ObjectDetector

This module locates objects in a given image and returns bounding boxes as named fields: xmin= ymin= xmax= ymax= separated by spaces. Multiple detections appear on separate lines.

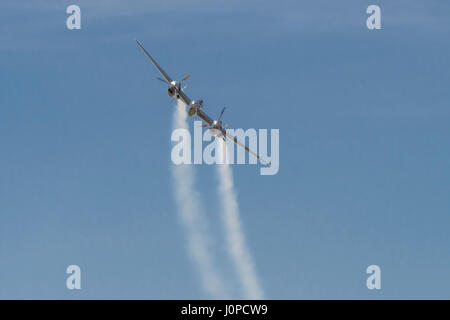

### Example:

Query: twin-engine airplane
xmin=136 ymin=40 xmax=267 ymax=165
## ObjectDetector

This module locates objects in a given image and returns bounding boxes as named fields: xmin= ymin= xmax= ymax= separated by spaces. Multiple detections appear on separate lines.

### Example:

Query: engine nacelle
xmin=187 ymin=99 xmax=203 ymax=117
xmin=188 ymin=106 xmax=197 ymax=117
xmin=168 ymin=87 xmax=175 ymax=97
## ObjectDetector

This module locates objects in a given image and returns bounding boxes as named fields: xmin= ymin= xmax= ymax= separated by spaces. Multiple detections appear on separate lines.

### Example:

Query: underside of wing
xmin=136 ymin=40 xmax=173 ymax=83
xmin=178 ymin=90 xmax=192 ymax=107
xmin=225 ymin=132 xmax=268 ymax=165
xmin=196 ymin=109 xmax=214 ymax=126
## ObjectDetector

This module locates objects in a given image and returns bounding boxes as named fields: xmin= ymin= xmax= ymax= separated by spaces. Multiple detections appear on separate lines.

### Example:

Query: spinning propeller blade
xmin=218 ymin=107 xmax=226 ymax=121
xmin=157 ymin=77 xmax=169 ymax=84
xmin=180 ymin=74 xmax=191 ymax=82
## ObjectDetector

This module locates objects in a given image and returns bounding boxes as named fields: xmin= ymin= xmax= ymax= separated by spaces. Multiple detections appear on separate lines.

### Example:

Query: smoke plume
xmin=171 ymin=101 xmax=227 ymax=299
xmin=216 ymin=139 xmax=264 ymax=299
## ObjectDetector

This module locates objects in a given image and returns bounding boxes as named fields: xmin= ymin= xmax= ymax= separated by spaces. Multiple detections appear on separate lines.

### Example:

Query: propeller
xmin=218 ymin=107 xmax=226 ymax=122
xmin=180 ymin=74 xmax=191 ymax=83
xmin=157 ymin=77 xmax=169 ymax=84
xmin=198 ymin=107 xmax=227 ymax=129
xmin=157 ymin=74 xmax=191 ymax=86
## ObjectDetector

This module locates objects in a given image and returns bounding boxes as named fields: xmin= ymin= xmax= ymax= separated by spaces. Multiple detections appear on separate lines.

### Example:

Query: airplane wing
xmin=225 ymin=132 xmax=268 ymax=165
xmin=196 ymin=109 xmax=214 ymax=126
xmin=178 ymin=90 xmax=192 ymax=107
xmin=136 ymin=40 xmax=173 ymax=84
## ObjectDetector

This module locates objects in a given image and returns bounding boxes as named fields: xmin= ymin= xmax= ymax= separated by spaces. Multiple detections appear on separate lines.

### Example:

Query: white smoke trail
xmin=216 ymin=139 xmax=264 ymax=299
xmin=171 ymin=101 xmax=227 ymax=299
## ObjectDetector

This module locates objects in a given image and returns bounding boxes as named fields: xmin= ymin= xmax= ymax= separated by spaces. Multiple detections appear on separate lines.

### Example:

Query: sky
xmin=1 ymin=0 xmax=449 ymax=299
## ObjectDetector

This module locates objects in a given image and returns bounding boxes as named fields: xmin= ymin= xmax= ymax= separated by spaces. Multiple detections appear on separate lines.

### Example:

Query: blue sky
xmin=1 ymin=0 xmax=449 ymax=299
